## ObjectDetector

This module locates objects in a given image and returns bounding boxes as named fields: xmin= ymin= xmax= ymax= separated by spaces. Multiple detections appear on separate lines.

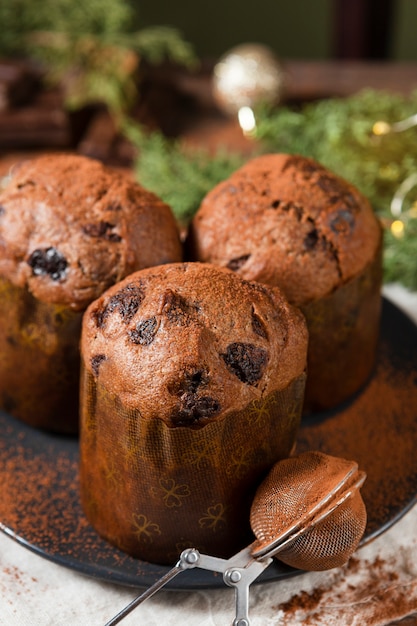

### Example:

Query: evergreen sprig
xmin=0 ymin=0 xmax=196 ymax=115
xmin=0 ymin=0 xmax=133 ymax=55
xmin=384 ymin=221 xmax=417 ymax=288
xmin=124 ymin=121 xmax=244 ymax=225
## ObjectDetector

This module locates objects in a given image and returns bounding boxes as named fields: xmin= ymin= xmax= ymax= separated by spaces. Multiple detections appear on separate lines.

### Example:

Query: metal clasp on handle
xmin=104 ymin=545 xmax=272 ymax=626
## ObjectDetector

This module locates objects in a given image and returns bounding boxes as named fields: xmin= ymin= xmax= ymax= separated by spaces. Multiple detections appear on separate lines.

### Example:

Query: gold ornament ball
xmin=212 ymin=43 xmax=285 ymax=115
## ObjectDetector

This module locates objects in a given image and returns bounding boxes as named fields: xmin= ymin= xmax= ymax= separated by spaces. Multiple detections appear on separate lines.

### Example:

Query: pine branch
xmin=123 ymin=121 xmax=244 ymax=225
xmin=0 ymin=0 xmax=196 ymax=115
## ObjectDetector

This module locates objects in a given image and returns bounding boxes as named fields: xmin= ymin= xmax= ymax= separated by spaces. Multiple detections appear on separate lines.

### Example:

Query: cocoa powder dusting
xmin=278 ymin=587 xmax=326 ymax=613
xmin=274 ymin=555 xmax=417 ymax=624
xmin=297 ymin=319 xmax=417 ymax=539
xmin=0 ymin=564 xmax=38 ymax=597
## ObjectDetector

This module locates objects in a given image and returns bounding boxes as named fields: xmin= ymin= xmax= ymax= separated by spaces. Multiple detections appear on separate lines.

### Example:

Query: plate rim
xmin=1 ymin=296 xmax=417 ymax=590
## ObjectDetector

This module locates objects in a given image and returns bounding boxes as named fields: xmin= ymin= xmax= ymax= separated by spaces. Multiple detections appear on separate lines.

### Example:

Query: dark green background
xmin=137 ymin=0 xmax=417 ymax=60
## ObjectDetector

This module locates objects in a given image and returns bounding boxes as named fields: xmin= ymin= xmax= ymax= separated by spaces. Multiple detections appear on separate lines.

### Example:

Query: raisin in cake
xmin=80 ymin=262 xmax=308 ymax=562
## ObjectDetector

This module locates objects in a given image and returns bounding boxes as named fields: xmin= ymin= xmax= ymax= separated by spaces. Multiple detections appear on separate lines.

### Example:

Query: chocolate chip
xmin=221 ymin=342 xmax=269 ymax=385
xmin=283 ymin=156 xmax=321 ymax=177
xmin=83 ymin=222 xmax=108 ymax=236
xmin=274 ymin=200 xmax=303 ymax=221
xmin=17 ymin=180 xmax=35 ymax=190
xmin=227 ymin=254 xmax=251 ymax=271
xmin=171 ymin=394 xmax=221 ymax=426
xmin=168 ymin=368 xmax=209 ymax=396
xmin=92 ymin=307 xmax=105 ymax=328
xmin=107 ymin=202 xmax=122 ymax=211
xmin=304 ymin=228 xmax=319 ymax=250
xmin=288 ymin=202 xmax=304 ymax=220
xmin=94 ymin=283 xmax=144 ymax=327
xmin=330 ymin=209 xmax=355 ymax=235
xmin=128 ymin=316 xmax=159 ymax=345
xmin=162 ymin=289 xmax=199 ymax=324
xmin=242 ymin=280 xmax=271 ymax=298
xmin=316 ymin=174 xmax=344 ymax=200
xmin=251 ymin=308 xmax=268 ymax=340
xmin=28 ymin=247 xmax=68 ymax=281
xmin=91 ymin=354 xmax=106 ymax=376
xmin=82 ymin=221 xmax=122 ymax=242
xmin=343 ymin=193 xmax=358 ymax=210
xmin=0 ymin=205 xmax=5 ymax=215
xmin=271 ymin=199 xmax=281 ymax=209
xmin=111 ymin=285 xmax=144 ymax=320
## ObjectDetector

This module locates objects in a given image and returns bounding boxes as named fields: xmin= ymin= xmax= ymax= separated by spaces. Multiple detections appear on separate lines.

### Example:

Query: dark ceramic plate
xmin=0 ymin=297 xmax=416 ymax=590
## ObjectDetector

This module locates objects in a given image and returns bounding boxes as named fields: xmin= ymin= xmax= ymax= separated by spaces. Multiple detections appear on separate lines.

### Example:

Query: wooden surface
xmin=284 ymin=59 xmax=417 ymax=99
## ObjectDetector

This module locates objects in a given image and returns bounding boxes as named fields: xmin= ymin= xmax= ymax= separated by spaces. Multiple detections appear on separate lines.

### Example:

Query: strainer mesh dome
xmin=250 ymin=451 xmax=367 ymax=571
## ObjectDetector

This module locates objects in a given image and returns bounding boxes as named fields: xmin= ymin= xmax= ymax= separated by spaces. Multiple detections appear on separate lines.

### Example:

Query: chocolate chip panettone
xmin=80 ymin=262 xmax=308 ymax=563
xmin=187 ymin=153 xmax=383 ymax=413
xmin=0 ymin=154 xmax=182 ymax=432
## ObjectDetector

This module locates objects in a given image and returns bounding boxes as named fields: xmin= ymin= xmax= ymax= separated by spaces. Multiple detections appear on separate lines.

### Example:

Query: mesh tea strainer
xmin=104 ymin=450 xmax=367 ymax=626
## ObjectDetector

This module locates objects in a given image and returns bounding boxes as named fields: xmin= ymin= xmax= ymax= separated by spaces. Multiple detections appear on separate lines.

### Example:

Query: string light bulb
xmin=373 ymin=112 xmax=417 ymax=136
xmin=390 ymin=172 xmax=417 ymax=238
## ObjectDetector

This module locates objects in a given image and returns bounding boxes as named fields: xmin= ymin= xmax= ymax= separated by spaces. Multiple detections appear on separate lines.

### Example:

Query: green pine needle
xmin=0 ymin=0 xmax=196 ymax=115
xmin=124 ymin=121 xmax=244 ymax=224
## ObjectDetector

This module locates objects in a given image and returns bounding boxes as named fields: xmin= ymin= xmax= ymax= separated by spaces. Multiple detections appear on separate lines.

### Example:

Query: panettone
xmin=80 ymin=262 xmax=308 ymax=563
xmin=0 ymin=153 xmax=182 ymax=432
xmin=186 ymin=153 xmax=383 ymax=412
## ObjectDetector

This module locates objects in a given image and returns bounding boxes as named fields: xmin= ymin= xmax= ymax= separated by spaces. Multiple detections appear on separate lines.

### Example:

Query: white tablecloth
xmin=1 ymin=284 xmax=417 ymax=626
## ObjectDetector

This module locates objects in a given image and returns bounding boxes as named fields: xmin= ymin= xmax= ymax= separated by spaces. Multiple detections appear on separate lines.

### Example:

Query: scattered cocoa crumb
xmin=277 ymin=587 xmax=326 ymax=613
xmin=273 ymin=554 xmax=417 ymax=624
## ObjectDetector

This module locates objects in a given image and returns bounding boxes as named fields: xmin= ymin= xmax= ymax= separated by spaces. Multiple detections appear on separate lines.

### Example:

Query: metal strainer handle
xmin=104 ymin=549 xmax=200 ymax=626
xmin=103 ymin=451 xmax=367 ymax=625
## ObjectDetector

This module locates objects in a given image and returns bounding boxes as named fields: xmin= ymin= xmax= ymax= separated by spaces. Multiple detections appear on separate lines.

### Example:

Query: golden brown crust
xmin=0 ymin=154 xmax=182 ymax=311
xmin=81 ymin=262 xmax=308 ymax=424
xmin=187 ymin=153 xmax=382 ymax=306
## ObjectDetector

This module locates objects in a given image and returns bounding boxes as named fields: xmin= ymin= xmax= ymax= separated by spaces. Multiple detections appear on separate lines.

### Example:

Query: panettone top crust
xmin=0 ymin=154 xmax=182 ymax=311
xmin=81 ymin=262 xmax=308 ymax=425
xmin=187 ymin=153 xmax=382 ymax=306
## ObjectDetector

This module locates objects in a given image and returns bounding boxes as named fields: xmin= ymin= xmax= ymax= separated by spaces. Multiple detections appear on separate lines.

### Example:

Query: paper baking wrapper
xmin=301 ymin=241 xmax=383 ymax=414
xmin=79 ymin=364 xmax=306 ymax=565
xmin=0 ymin=277 xmax=82 ymax=433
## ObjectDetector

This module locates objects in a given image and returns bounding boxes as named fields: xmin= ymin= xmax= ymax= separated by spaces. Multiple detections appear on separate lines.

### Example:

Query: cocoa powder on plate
xmin=297 ymin=349 xmax=417 ymax=537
